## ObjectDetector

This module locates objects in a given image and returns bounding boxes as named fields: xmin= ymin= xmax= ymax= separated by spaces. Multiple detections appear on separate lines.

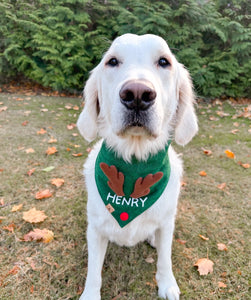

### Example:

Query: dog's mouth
xmin=119 ymin=111 xmax=156 ymax=138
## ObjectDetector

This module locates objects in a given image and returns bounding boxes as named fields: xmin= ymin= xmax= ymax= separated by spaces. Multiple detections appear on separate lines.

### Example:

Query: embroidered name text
xmin=106 ymin=192 xmax=148 ymax=207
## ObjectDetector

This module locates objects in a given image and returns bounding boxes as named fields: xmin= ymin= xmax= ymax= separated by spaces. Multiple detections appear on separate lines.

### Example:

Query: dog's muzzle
xmin=119 ymin=80 xmax=156 ymax=111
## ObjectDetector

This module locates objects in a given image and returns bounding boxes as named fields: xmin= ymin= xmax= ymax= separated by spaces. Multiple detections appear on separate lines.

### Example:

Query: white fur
xmin=77 ymin=34 xmax=198 ymax=300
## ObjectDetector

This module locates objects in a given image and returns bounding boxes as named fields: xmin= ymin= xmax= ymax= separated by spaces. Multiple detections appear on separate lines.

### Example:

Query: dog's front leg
xmin=155 ymin=224 xmax=180 ymax=300
xmin=80 ymin=225 xmax=108 ymax=300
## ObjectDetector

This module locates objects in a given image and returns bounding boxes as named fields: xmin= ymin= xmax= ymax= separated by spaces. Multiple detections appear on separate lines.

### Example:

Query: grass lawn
xmin=0 ymin=93 xmax=250 ymax=300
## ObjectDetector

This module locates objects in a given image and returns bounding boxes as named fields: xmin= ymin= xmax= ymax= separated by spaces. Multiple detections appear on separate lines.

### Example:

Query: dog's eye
xmin=158 ymin=57 xmax=171 ymax=68
xmin=107 ymin=57 xmax=119 ymax=67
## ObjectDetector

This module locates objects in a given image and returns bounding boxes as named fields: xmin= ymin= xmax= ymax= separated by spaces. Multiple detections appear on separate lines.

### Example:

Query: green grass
xmin=0 ymin=94 xmax=250 ymax=300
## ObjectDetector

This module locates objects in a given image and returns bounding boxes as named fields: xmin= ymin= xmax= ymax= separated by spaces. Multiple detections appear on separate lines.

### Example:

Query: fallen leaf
xmin=51 ymin=178 xmax=64 ymax=187
xmin=218 ymin=281 xmax=227 ymax=288
xmin=239 ymin=162 xmax=250 ymax=169
xmin=194 ymin=258 xmax=214 ymax=275
xmin=67 ymin=123 xmax=76 ymax=130
xmin=72 ymin=133 xmax=78 ymax=137
xmin=0 ymin=198 xmax=4 ymax=206
xmin=8 ymin=265 xmax=20 ymax=275
xmin=225 ymin=150 xmax=235 ymax=159
xmin=72 ymin=153 xmax=83 ymax=157
xmin=202 ymin=148 xmax=212 ymax=156
xmin=15 ymin=97 xmax=24 ymax=101
xmin=231 ymin=129 xmax=239 ymax=134
xmin=11 ymin=204 xmax=23 ymax=212
xmin=217 ymin=243 xmax=228 ymax=251
xmin=199 ymin=234 xmax=209 ymax=241
xmin=23 ymin=228 xmax=54 ymax=243
xmin=22 ymin=120 xmax=29 ymax=126
xmin=217 ymin=183 xmax=226 ymax=190
xmin=35 ymin=189 xmax=53 ymax=200
xmin=46 ymin=147 xmax=57 ymax=155
xmin=48 ymin=137 xmax=57 ymax=144
xmin=73 ymin=105 xmax=79 ymax=110
xmin=23 ymin=208 xmax=48 ymax=223
xmin=176 ymin=239 xmax=187 ymax=245
xmin=37 ymin=128 xmax=47 ymax=135
xmin=42 ymin=166 xmax=55 ymax=172
xmin=26 ymin=148 xmax=35 ymax=154
xmin=0 ymin=106 xmax=8 ymax=112
xmin=199 ymin=170 xmax=207 ymax=177
xmin=145 ymin=256 xmax=155 ymax=264
xmin=27 ymin=168 xmax=36 ymax=176
xmin=3 ymin=223 xmax=16 ymax=233
xmin=40 ymin=108 xmax=48 ymax=112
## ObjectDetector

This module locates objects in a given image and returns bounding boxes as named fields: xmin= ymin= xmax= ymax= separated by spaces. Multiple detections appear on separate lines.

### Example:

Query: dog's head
xmin=77 ymin=34 xmax=198 ymax=159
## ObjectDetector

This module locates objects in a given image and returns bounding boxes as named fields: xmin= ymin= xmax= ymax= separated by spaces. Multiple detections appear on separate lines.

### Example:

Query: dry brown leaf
xmin=37 ymin=128 xmax=47 ymax=135
xmin=35 ymin=189 xmax=53 ymax=200
xmin=217 ymin=183 xmax=227 ymax=190
xmin=48 ymin=137 xmax=57 ymax=144
xmin=22 ymin=120 xmax=29 ymax=126
xmin=23 ymin=208 xmax=47 ymax=223
xmin=8 ymin=265 xmax=20 ymax=275
xmin=239 ymin=163 xmax=250 ymax=169
xmin=176 ymin=239 xmax=187 ymax=245
xmin=27 ymin=168 xmax=36 ymax=176
xmin=46 ymin=146 xmax=57 ymax=155
xmin=199 ymin=234 xmax=209 ymax=241
xmin=194 ymin=258 xmax=214 ymax=275
xmin=231 ymin=129 xmax=239 ymax=134
xmin=225 ymin=150 xmax=235 ymax=159
xmin=26 ymin=148 xmax=35 ymax=154
xmin=217 ymin=243 xmax=228 ymax=251
xmin=51 ymin=178 xmax=64 ymax=187
xmin=23 ymin=228 xmax=54 ymax=243
xmin=11 ymin=204 xmax=23 ymax=212
xmin=199 ymin=170 xmax=207 ymax=177
xmin=73 ymin=105 xmax=79 ymax=110
xmin=218 ymin=281 xmax=227 ymax=288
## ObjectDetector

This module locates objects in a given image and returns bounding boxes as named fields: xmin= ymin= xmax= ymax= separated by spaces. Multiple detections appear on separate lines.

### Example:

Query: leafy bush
xmin=0 ymin=0 xmax=250 ymax=97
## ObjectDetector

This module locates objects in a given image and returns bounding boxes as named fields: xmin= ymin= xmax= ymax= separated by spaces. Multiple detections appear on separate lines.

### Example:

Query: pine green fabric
xmin=95 ymin=141 xmax=171 ymax=228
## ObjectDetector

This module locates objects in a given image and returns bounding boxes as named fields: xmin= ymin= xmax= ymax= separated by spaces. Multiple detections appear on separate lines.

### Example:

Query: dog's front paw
xmin=79 ymin=289 xmax=101 ymax=300
xmin=158 ymin=279 xmax=180 ymax=300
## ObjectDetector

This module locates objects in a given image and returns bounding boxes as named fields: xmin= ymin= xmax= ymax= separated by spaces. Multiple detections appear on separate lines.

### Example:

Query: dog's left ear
xmin=174 ymin=64 xmax=198 ymax=146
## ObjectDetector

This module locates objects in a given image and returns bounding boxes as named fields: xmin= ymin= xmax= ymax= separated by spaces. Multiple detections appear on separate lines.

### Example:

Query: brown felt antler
xmin=130 ymin=172 xmax=163 ymax=198
xmin=100 ymin=163 xmax=125 ymax=196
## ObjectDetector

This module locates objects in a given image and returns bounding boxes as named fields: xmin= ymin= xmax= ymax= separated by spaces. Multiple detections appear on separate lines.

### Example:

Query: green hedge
xmin=0 ymin=0 xmax=250 ymax=97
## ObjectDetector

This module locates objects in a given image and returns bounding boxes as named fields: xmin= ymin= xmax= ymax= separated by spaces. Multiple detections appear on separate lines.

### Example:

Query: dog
xmin=77 ymin=33 xmax=198 ymax=300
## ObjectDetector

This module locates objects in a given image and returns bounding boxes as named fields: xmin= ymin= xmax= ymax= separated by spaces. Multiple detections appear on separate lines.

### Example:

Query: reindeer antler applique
xmin=130 ymin=172 xmax=163 ymax=198
xmin=100 ymin=163 xmax=125 ymax=196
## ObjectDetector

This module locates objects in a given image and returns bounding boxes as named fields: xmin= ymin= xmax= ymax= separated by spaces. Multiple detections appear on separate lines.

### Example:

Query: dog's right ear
xmin=77 ymin=67 xmax=99 ymax=142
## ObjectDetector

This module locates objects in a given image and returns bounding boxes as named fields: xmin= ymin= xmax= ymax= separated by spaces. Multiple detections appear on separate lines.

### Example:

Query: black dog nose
xmin=119 ymin=80 xmax=156 ymax=111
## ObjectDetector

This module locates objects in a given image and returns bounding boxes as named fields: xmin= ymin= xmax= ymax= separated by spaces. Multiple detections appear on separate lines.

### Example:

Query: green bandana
xmin=95 ymin=141 xmax=171 ymax=228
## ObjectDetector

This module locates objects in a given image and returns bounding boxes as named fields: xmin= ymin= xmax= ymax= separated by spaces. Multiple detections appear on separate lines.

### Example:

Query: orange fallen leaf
xmin=73 ymin=105 xmax=79 ymax=111
xmin=11 ymin=204 xmax=23 ymax=212
xmin=51 ymin=178 xmax=64 ymax=187
xmin=35 ymin=189 xmax=53 ymax=200
xmin=46 ymin=146 xmax=57 ymax=155
xmin=199 ymin=170 xmax=207 ymax=177
xmin=86 ymin=147 xmax=92 ymax=153
xmin=176 ymin=239 xmax=187 ymax=245
xmin=231 ymin=129 xmax=239 ymax=134
xmin=202 ymin=148 xmax=212 ymax=156
xmin=8 ymin=265 xmax=20 ymax=275
xmin=23 ymin=228 xmax=54 ymax=243
xmin=22 ymin=120 xmax=29 ymax=126
xmin=194 ymin=258 xmax=214 ymax=275
xmin=199 ymin=234 xmax=209 ymax=241
xmin=218 ymin=281 xmax=227 ymax=288
xmin=23 ymin=208 xmax=47 ymax=223
xmin=37 ymin=128 xmax=47 ymax=135
xmin=72 ymin=153 xmax=83 ymax=157
xmin=27 ymin=168 xmax=36 ymax=176
xmin=217 ymin=183 xmax=226 ymax=190
xmin=48 ymin=137 xmax=57 ymax=144
xmin=238 ymin=162 xmax=250 ymax=169
xmin=217 ymin=243 xmax=228 ymax=251
xmin=225 ymin=149 xmax=235 ymax=159
xmin=3 ymin=223 xmax=16 ymax=233
xmin=0 ymin=198 xmax=4 ymax=206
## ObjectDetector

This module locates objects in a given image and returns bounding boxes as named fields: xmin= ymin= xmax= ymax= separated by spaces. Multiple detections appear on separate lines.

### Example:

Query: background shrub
xmin=0 ymin=0 xmax=250 ymax=97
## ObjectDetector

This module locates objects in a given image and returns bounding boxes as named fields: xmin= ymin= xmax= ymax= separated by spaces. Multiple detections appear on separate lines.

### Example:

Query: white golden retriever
xmin=77 ymin=33 xmax=198 ymax=300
